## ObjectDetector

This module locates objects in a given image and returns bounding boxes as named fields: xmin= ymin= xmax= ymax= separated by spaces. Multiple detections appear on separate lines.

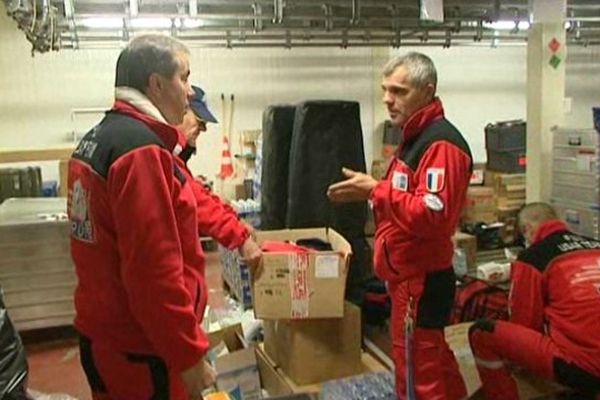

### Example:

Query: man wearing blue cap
xmin=178 ymin=86 xmax=218 ymax=162
xmin=177 ymin=85 xmax=261 ymax=271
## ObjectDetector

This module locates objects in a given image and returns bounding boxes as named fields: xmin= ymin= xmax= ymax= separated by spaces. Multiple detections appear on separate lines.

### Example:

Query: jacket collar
xmin=532 ymin=219 xmax=571 ymax=245
xmin=112 ymin=87 xmax=186 ymax=156
xmin=114 ymin=87 xmax=167 ymax=123
xmin=400 ymin=97 xmax=445 ymax=145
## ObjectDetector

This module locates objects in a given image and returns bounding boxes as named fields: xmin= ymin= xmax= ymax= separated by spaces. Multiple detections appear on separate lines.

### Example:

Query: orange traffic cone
xmin=218 ymin=135 xmax=234 ymax=179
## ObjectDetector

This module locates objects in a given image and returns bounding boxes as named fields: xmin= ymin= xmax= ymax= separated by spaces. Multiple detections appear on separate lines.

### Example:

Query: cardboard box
xmin=215 ymin=347 xmax=261 ymax=400
xmin=209 ymin=324 xmax=262 ymax=400
xmin=257 ymin=345 xmax=386 ymax=396
xmin=453 ymin=232 xmax=477 ymax=272
xmin=253 ymin=227 xmax=351 ymax=319
xmin=463 ymin=187 xmax=496 ymax=224
xmin=469 ymin=163 xmax=486 ymax=186
xmin=485 ymin=170 xmax=526 ymax=210
xmin=485 ymin=170 xmax=525 ymax=188
xmin=263 ymin=302 xmax=362 ymax=385
xmin=465 ymin=187 xmax=495 ymax=210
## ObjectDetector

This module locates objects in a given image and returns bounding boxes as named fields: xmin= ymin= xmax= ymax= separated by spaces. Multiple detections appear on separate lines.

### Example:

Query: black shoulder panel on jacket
xmin=72 ymin=112 xmax=165 ymax=178
xmin=400 ymin=118 xmax=473 ymax=172
xmin=518 ymin=230 xmax=600 ymax=272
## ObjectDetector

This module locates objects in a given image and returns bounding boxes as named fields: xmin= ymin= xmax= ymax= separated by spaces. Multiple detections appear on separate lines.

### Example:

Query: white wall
xmin=385 ymin=45 xmax=528 ymax=163
xmin=0 ymin=13 xmax=385 ymax=183
xmin=0 ymin=10 xmax=598 ymax=184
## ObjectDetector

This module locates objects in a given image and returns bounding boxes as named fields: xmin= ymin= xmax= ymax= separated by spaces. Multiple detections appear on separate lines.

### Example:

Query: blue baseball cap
xmin=189 ymin=85 xmax=218 ymax=123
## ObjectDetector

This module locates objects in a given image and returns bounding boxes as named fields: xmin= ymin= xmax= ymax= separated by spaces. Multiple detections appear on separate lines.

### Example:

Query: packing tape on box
xmin=289 ymin=253 xmax=310 ymax=319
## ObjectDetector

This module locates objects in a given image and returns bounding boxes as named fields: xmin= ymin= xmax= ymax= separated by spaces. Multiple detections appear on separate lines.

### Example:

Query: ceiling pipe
xmin=252 ymin=3 xmax=263 ymax=31
xmin=350 ymin=0 xmax=360 ymax=25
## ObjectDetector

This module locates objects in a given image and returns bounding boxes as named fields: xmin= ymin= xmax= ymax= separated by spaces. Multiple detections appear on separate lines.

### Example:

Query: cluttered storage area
xmin=1 ymin=0 xmax=600 ymax=399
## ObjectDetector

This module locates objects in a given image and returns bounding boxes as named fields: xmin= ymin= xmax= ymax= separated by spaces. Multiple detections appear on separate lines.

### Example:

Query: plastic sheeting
xmin=0 ymin=288 xmax=28 ymax=400
xmin=260 ymin=105 xmax=296 ymax=230
xmin=286 ymin=100 xmax=367 ymax=237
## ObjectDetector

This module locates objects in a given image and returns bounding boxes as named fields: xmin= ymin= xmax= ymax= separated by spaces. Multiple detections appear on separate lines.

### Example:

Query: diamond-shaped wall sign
xmin=548 ymin=37 xmax=561 ymax=53
xmin=549 ymin=54 xmax=562 ymax=69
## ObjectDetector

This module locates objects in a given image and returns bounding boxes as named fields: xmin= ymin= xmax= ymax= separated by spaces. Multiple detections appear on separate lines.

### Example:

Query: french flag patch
xmin=426 ymin=168 xmax=445 ymax=193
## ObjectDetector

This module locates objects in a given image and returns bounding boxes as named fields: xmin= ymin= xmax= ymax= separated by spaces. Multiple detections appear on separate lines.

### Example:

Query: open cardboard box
xmin=253 ymin=227 xmax=351 ymax=319
xmin=256 ymin=344 xmax=387 ymax=396
xmin=208 ymin=324 xmax=262 ymax=400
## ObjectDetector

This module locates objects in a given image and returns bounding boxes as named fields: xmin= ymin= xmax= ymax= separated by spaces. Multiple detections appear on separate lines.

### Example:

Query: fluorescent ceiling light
xmin=80 ymin=17 xmax=123 ymax=29
xmin=130 ymin=17 xmax=172 ymax=29
xmin=484 ymin=20 xmax=530 ymax=30
xmin=182 ymin=18 xmax=204 ymax=28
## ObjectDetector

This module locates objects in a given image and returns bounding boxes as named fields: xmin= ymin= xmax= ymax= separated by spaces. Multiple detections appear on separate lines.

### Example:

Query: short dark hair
xmin=114 ymin=34 xmax=189 ymax=92
xmin=518 ymin=202 xmax=558 ymax=230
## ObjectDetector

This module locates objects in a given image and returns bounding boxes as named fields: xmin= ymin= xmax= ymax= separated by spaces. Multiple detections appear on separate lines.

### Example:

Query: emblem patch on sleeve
xmin=69 ymin=179 xmax=95 ymax=243
xmin=392 ymin=171 xmax=409 ymax=191
xmin=423 ymin=193 xmax=444 ymax=211
xmin=426 ymin=168 xmax=445 ymax=193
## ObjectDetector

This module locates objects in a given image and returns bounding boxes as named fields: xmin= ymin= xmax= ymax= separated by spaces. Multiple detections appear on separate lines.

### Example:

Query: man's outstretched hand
xmin=327 ymin=168 xmax=378 ymax=203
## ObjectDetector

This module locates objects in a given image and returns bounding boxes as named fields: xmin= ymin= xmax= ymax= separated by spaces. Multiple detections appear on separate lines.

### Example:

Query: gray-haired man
xmin=329 ymin=52 xmax=472 ymax=399
xmin=69 ymin=34 xmax=215 ymax=400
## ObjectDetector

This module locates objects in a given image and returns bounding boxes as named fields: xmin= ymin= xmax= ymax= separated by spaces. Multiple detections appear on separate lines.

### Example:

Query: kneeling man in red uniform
xmin=469 ymin=202 xmax=600 ymax=399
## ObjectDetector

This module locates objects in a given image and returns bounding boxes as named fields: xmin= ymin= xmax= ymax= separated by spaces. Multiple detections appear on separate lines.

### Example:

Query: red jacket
xmin=179 ymin=161 xmax=249 ymax=250
xmin=68 ymin=100 xmax=208 ymax=373
xmin=510 ymin=220 xmax=600 ymax=376
xmin=371 ymin=98 xmax=472 ymax=283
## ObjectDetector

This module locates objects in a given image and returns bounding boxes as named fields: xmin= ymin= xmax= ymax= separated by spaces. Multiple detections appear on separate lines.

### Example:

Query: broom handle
xmin=228 ymin=94 xmax=235 ymax=143
xmin=220 ymin=93 xmax=226 ymax=138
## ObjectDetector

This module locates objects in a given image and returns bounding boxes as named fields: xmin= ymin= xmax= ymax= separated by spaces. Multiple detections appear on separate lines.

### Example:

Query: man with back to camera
xmin=469 ymin=202 xmax=600 ymax=399
xmin=177 ymin=86 xmax=261 ymax=266
xmin=68 ymin=34 xmax=216 ymax=400
xmin=328 ymin=52 xmax=472 ymax=399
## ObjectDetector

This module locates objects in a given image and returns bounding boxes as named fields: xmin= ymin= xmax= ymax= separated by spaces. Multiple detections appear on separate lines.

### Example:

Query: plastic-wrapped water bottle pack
xmin=320 ymin=371 xmax=395 ymax=400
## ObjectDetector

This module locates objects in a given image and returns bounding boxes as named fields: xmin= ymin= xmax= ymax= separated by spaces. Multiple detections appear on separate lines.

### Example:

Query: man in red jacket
xmin=177 ymin=86 xmax=261 ymax=264
xmin=328 ymin=52 xmax=471 ymax=399
xmin=469 ymin=202 xmax=600 ymax=399
xmin=69 ymin=34 xmax=215 ymax=400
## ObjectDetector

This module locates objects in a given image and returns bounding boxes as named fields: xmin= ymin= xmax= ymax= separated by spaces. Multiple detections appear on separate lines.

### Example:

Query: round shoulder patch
xmin=423 ymin=193 xmax=444 ymax=211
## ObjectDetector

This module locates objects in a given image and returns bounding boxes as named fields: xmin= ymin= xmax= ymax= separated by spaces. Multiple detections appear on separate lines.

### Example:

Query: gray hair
xmin=114 ymin=34 xmax=189 ymax=92
xmin=383 ymin=52 xmax=437 ymax=90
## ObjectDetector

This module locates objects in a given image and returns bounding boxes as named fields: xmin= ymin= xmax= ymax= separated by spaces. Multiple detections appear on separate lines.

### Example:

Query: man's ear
xmin=425 ymin=83 xmax=436 ymax=99
xmin=147 ymin=73 xmax=163 ymax=97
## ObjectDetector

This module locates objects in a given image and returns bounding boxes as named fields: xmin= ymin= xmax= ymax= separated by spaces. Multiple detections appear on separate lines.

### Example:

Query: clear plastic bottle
xmin=453 ymin=247 xmax=468 ymax=278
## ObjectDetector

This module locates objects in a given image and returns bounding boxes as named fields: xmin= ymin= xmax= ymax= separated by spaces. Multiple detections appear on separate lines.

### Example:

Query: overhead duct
xmin=2 ymin=0 xmax=600 ymax=51
xmin=4 ymin=0 xmax=61 ymax=54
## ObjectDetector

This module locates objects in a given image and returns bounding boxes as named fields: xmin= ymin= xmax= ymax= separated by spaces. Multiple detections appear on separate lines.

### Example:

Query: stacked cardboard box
xmin=263 ymin=302 xmax=363 ymax=385
xmin=252 ymin=227 xmax=351 ymax=320
xmin=485 ymin=171 xmax=526 ymax=209
xmin=252 ymin=228 xmax=367 ymax=387
xmin=463 ymin=187 xmax=496 ymax=224
xmin=485 ymin=171 xmax=526 ymax=244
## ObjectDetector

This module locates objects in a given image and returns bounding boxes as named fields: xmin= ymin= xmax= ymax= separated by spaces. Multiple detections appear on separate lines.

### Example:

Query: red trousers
xmin=79 ymin=335 xmax=189 ymax=400
xmin=468 ymin=320 xmax=600 ymax=400
xmin=389 ymin=269 xmax=467 ymax=400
